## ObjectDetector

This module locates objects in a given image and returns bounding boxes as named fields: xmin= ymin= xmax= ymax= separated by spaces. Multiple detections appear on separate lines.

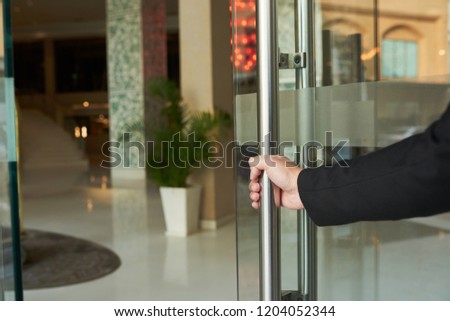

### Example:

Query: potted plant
xmin=145 ymin=77 xmax=231 ymax=236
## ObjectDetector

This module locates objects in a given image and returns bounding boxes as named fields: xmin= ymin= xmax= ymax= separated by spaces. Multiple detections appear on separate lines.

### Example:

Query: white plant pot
xmin=159 ymin=185 xmax=202 ymax=237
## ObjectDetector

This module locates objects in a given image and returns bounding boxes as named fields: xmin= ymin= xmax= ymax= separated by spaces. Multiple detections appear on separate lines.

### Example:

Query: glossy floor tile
xmin=21 ymin=169 xmax=450 ymax=301
xmin=235 ymin=177 xmax=450 ymax=301
xmin=22 ymin=170 xmax=238 ymax=301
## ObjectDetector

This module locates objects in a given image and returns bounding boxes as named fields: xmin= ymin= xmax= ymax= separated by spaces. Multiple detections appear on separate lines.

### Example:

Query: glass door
xmin=309 ymin=0 xmax=380 ymax=301
xmin=314 ymin=0 xmax=450 ymax=300
xmin=0 ymin=0 xmax=23 ymax=301
xmin=234 ymin=0 xmax=450 ymax=300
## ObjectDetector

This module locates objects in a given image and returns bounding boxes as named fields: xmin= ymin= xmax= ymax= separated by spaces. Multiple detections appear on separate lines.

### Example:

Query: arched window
xmin=382 ymin=26 xmax=420 ymax=79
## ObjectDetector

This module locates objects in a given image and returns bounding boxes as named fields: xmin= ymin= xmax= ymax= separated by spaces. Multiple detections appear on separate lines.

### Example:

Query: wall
xmin=320 ymin=0 xmax=449 ymax=79
xmin=179 ymin=0 xmax=235 ymax=228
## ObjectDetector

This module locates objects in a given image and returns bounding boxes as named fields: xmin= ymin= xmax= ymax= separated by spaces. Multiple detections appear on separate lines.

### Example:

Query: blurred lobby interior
xmin=2 ymin=0 xmax=450 ymax=301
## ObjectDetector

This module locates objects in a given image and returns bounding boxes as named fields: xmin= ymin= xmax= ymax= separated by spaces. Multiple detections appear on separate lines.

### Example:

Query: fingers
xmin=249 ymin=191 xmax=260 ymax=202
xmin=249 ymin=155 xmax=274 ymax=210
xmin=248 ymin=154 xmax=303 ymax=210
xmin=249 ymin=180 xmax=261 ymax=209
xmin=248 ymin=185 xmax=280 ymax=209
xmin=248 ymin=155 xmax=288 ymax=210
xmin=250 ymin=190 xmax=261 ymax=209
xmin=248 ymin=181 xmax=260 ymax=193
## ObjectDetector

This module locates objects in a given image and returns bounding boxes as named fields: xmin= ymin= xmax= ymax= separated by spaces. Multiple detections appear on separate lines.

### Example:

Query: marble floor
xmin=21 ymin=168 xmax=450 ymax=301
xmin=22 ymin=169 xmax=238 ymax=301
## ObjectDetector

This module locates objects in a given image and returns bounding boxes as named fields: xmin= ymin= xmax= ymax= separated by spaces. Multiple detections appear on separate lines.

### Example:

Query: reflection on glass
xmin=232 ymin=0 xmax=259 ymax=301
xmin=278 ymin=0 xmax=296 ymax=90
xmin=318 ymin=0 xmax=377 ymax=85
xmin=313 ymin=2 xmax=450 ymax=301
xmin=231 ymin=0 xmax=257 ymax=95
xmin=0 ymin=0 xmax=21 ymax=301
xmin=313 ymin=79 xmax=449 ymax=299
xmin=318 ymin=0 xmax=450 ymax=83
xmin=235 ymin=0 xmax=450 ymax=301
xmin=382 ymin=39 xmax=418 ymax=78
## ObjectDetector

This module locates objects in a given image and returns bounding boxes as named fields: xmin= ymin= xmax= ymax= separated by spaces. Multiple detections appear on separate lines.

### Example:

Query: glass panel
xmin=312 ymin=81 xmax=449 ymax=300
xmin=0 ymin=0 xmax=22 ymax=301
xmin=313 ymin=0 xmax=450 ymax=300
xmin=234 ymin=0 xmax=305 ymax=300
xmin=382 ymin=39 xmax=418 ymax=78
xmin=278 ymin=0 xmax=296 ymax=90
xmin=232 ymin=0 xmax=257 ymax=96
xmin=234 ymin=0 xmax=450 ymax=301
xmin=318 ymin=0 xmax=378 ymax=85
xmin=276 ymin=0 xmax=379 ymax=300
xmin=232 ymin=0 xmax=258 ymax=300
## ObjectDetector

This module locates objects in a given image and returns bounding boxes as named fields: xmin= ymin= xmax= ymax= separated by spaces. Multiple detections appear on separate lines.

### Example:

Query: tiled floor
xmin=22 ymin=169 xmax=238 ymax=301
xmin=21 ymin=168 xmax=450 ymax=301
xmin=234 ymin=177 xmax=450 ymax=301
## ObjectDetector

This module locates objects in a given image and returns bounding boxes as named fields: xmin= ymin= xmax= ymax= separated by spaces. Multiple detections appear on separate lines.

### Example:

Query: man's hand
xmin=248 ymin=155 xmax=305 ymax=210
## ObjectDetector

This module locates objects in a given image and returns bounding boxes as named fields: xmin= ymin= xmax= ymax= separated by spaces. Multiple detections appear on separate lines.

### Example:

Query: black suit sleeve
xmin=298 ymin=104 xmax=450 ymax=226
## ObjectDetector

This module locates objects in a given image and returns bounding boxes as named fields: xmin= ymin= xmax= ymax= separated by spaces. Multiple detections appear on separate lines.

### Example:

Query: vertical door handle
xmin=256 ymin=0 xmax=280 ymax=301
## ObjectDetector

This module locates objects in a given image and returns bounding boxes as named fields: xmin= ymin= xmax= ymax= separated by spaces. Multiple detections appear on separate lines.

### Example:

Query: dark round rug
xmin=22 ymin=229 xmax=121 ymax=290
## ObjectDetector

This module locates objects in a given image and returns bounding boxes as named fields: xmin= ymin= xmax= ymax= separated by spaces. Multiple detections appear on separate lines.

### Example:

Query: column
xmin=106 ymin=0 xmax=167 ymax=185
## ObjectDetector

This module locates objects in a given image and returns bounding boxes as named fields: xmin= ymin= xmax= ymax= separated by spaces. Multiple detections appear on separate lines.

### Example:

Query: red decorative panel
xmin=142 ymin=0 xmax=168 ymax=81
xmin=230 ymin=0 xmax=257 ymax=73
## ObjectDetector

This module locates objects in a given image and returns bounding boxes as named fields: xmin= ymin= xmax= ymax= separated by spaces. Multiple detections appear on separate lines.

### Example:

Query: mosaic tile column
xmin=107 ymin=0 xmax=166 ymax=182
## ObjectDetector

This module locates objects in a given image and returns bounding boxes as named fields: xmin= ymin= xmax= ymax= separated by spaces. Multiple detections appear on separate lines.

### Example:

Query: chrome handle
xmin=257 ymin=0 xmax=280 ymax=301
xmin=295 ymin=0 xmax=317 ymax=300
